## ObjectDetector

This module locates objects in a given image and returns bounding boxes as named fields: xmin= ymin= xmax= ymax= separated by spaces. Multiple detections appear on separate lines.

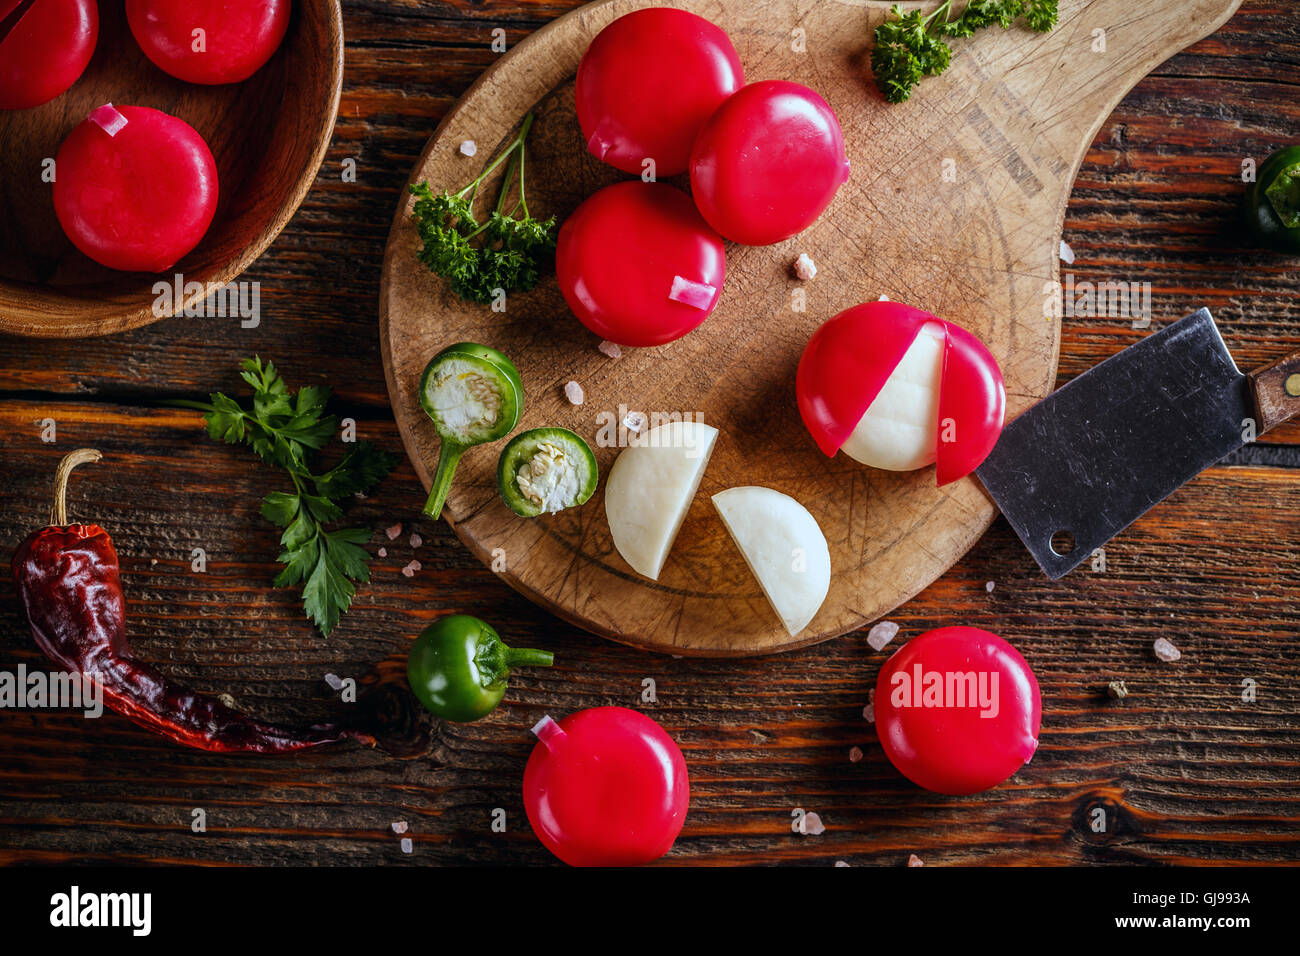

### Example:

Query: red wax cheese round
xmin=524 ymin=707 xmax=689 ymax=867
xmin=54 ymin=104 xmax=219 ymax=273
xmin=126 ymin=0 xmax=290 ymax=85
xmin=874 ymin=627 xmax=1040 ymax=795
xmin=576 ymin=7 xmax=743 ymax=177
xmin=689 ymin=80 xmax=850 ymax=246
xmin=0 ymin=0 xmax=98 ymax=110
xmin=557 ymin=180 xmax=726 ymax=347
xmin=796 ymin=300 xmax=1006 ymax=486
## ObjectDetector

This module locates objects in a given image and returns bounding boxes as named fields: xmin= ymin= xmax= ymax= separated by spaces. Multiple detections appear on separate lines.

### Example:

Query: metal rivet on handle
xmin=1285 ymin=373 xmax=1300 ymax=398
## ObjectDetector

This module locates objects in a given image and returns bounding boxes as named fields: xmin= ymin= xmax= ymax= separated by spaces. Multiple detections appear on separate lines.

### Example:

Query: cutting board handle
xmin=1248 ymin=350 xmax=1300 ymax=433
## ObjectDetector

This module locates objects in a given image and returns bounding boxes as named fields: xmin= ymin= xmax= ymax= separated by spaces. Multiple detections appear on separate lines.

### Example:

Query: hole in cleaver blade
xmin=975 ymin=308 xmax=1251 ymax=580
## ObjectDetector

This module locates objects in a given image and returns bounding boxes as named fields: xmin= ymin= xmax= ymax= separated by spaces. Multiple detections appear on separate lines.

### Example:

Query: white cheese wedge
xmin=605 ymin=420 xmax=719 ymax=580
xmin=840 ymin=321 xmax=946 ymax=472
xmin=712 ymin=486 xmax=831 ymax=637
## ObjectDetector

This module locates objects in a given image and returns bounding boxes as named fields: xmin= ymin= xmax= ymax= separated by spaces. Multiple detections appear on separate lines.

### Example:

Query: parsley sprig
xmin=872 ymin=1 xmax=1059 ymax=104
xmin=174 ymin=358 xmax=398 ymax=636
xmin=410 ymin=112 xmax=557 ymax=305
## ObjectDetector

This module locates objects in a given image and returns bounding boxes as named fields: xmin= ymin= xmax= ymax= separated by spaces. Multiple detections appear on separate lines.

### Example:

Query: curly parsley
xmin=410 ymin=112 xmax=557 ymax=305
xmin=872 ymin=1 xmax=1059 ymax=104
xmin=174 ymin=358 xmax=398 ymax=636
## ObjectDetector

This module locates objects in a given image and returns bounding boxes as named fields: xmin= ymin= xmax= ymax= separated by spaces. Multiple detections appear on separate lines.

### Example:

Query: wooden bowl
xmin=0 ymin=0 xmax=343 ymax=338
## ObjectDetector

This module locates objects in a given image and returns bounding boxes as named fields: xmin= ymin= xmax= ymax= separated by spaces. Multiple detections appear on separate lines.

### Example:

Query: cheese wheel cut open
xmin=605 ymin=420 xmax=719 ymax=580
xmin=840 ymin=320 xmax=946 ymax=471
xmin=712 ymin=486 xmax=831 ymax=637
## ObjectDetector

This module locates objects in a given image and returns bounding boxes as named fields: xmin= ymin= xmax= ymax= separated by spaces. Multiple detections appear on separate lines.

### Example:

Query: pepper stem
xmin=49 ymin=448 xmax=102 ymax=526
xmin=505 ymin=647 xmax=554 ymax=668
xmin=423 ymin=442 xmax=465 ymax=519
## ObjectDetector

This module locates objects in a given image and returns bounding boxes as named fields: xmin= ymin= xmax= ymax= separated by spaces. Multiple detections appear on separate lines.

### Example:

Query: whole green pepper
xmin=1245 ymin=146 xmax=1300 ymax=254
xmin=406 ymin=614 xmax=553 ymax=722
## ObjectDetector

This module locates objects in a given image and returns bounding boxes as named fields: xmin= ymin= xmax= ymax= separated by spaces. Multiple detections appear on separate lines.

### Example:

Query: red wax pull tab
xmin=88 ymin=103 xmax=128 ymax=138
xmin=668 ymin=275 xmax=716 ymax=310
xmin=531 ymin=714 xmax=567 ymax=751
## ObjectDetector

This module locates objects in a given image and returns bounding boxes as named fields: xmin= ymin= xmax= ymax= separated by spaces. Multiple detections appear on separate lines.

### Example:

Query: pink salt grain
xmin=798 ymin=811 xmax=826 ymax=836
xmin=378 ymin=547 xmax=387 ymax=558
xmin=400 ymin=837 xmax=413 ymax=854
xmin=794 ymin=253 xmax=817 ymax=281
xmin=564 ymin=381 xmax=584 ymax=405
xmin=385 ymin=523 xmax=402 ymax=540
xmin=401 ymin=560 xmax=421 ymax=578
xmin=391 ymin=821 xmax=408 ymax=835
xmin=849 ymin=746 xmax=864 ymax=763
xmin=597 ymin=340 xmax=622 ymax=359
xmin=908 ymin=854 xmax=924 ymax=867
xmin=867 ymin=620 xmax=899 ymax=651
xmin=409 ymin=533 xmax=423 ymax=549
xmin=863 ymin=689 xmax=875 ymax=723
xmin=1153 ymin=637 xmax=1181 ymax=662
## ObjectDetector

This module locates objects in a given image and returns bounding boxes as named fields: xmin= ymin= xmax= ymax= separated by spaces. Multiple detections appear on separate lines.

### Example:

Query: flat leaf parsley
xmin=174 ymin=358 xmax=398 ymax=636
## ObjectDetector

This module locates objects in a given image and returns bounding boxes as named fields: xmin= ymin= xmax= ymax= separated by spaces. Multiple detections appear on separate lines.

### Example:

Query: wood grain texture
xmin=0 ymin=0 xmax=343 ymax=338
xmin=381 ymin=0 xmax=1240 ymax=656
xmin=0 ymin=0 xmax=1297 ymax=866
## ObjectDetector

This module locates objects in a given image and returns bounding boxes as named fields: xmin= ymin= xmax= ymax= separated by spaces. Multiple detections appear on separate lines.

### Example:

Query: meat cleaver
xmin=976 ymin=308 xmax=1300 ymax=579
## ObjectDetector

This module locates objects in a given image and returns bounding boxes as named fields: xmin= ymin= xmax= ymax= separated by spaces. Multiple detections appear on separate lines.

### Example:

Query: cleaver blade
xmin=976 ymin=308 xmax=1255 ymax=579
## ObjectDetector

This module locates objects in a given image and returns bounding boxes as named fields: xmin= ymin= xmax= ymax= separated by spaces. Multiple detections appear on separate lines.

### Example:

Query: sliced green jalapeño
xmin=497 ymin=427 xmax=598 ymax=517
xmin=420 ymin=343 xmax=523 ymax=518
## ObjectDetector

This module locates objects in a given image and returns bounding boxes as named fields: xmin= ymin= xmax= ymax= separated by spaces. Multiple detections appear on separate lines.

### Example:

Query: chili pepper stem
xmin=423 ymin=442 xmax=466 ymax=518
xmin=506 ymin=647 xmax=554 ymax=668
xmin=49 ymin=448 xmax=102 ymax=526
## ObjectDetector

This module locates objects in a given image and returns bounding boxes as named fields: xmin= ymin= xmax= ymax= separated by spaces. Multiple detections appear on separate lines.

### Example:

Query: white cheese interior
xmin=604 ymin=420 xmax=718 ymax=580
xmin=712 ymin=486 xmax=831 ymax=637
xmin=840 ymin=321 xmax=945 ymax=472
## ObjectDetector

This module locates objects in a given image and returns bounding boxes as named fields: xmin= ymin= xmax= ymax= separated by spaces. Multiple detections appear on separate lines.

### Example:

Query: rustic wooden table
xmin=1 ymin=0 xmax=1297 ymax=867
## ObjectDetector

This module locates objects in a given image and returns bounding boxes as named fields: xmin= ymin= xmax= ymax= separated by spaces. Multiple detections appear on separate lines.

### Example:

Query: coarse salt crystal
xmin=402 ymin=560 xmax=421 ymax=578
xmin=1059 ymin=239 xmax=1075 ymax=264
xmin=385 ymin=523 xmax=402 ymax=540
xmin=400 ymin=837 xmax=413 ymax=854
xmin=597 ymin=340 xmax=622 ymax=359
xmin=797 ymin=811 xmax=826 ymax=836
xmin=378 ymin=547 xmax=387 ymax=558
xmin=324 ymin=673 xmax=344 ymax=690
xmin=794 ymin=253 xmax=817 ymax=281
xmin=867 ymin=620 xmax=899 ymax=651
xmin=863 ymin=689 xmax=875 ymax=723
xmin=878 ymin=294 xmax=890 ymax=301
xmin=908 ymin=854 xmax=924 ymax=867
xmin=409 ymin=533 xmax=423 ymax=549
xmin=849 ymin=746 xmax=863 ymax=763
xmin=835 ymin=860 xmax=850 ymax=867
xmin=1153 ymin=637 xmax=1181 ymax=662
xmin=564 ymin=380 xmax=584 ymax=405
xmin=391 ymin=821 xmax=408 ymax=835
xmin=459 ymin=140 xmax=477 ymax=157
xmin=623 ymin=410 xmax=647 ymax=434
xmin=985 ymin=580 xmax=996 ymax=593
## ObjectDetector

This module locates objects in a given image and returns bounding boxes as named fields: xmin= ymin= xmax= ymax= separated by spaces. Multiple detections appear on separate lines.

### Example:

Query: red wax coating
xmin=874 ymin=627 xmax=1041 ymax=795
xmin=576 ymin=7 xmax=743 ymax=177
xmin=53 ymin=104 xmax=219 ymax=273
xmin=0 ymin=0 xmax=98 ymax=110
xmin=795 ymin=300 xmax=1006 ymax=485
xmin=524 ymin=707 xmax=690 ymax=867
xmin=689 ymin=80 xmax=850 ymax=246
xmin=556 ymin=180 xmax=726 ymax=347
xmin=126 ymin=0 xmax=290 ymax=85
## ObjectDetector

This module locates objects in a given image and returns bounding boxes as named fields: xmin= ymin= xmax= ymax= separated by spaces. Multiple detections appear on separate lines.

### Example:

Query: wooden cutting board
xmin=379 ymin=0 xmax=1242 ymax=657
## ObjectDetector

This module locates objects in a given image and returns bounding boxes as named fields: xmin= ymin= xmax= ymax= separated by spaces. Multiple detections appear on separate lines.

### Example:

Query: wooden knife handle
xmin=1248 ymin=349 xmax=1300 ymax=433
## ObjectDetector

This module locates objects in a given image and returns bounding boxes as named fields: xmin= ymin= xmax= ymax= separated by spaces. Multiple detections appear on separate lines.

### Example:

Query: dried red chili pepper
xmin=10 ymin=449 xmax=373 ymax=754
